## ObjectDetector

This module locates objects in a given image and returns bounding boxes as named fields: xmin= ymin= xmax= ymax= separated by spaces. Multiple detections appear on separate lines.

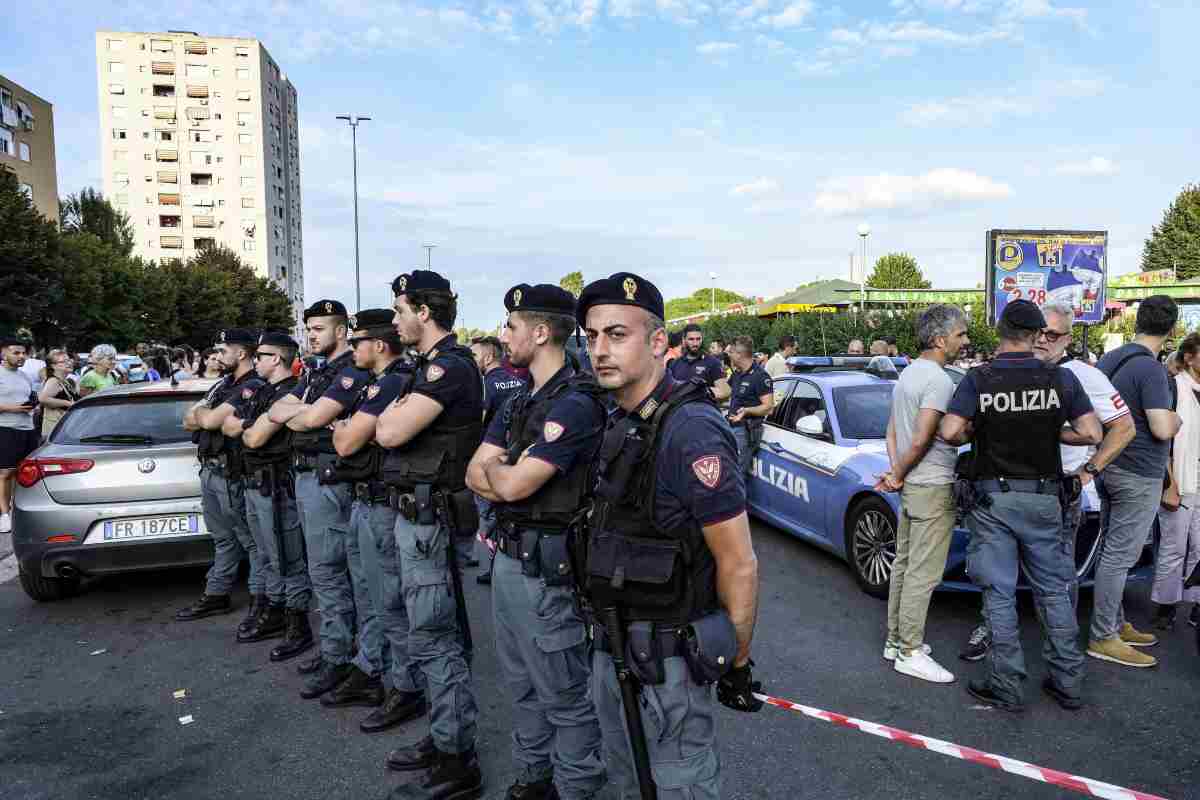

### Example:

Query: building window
xmin=236 ymin=68 xmax=250 ymax=80
xmin=238 ymin=133 xmax=253 ymax=144
xmin=112 ymin=128 xmax=127 ymax=140
xmin=241 ymin=197 xmax=254 ymax=208
xmin=107 ymin=38 xmax=125 ymax=51
xmin=114 ymin=172 xmax=130 ymax=187
xmin=157 ymin=130 xmax=174 ymax=142
xmin=191 ymin=130 xmax=212 ymax=143
xmin=237 ymin=111 xmax=252 ymax=126
xmin=153 ymin=84 xmax=175 ymax=98
xmin=235 ymin=46 xmax=250 ymax=57
xmin=0 ymin=129 xmax=12 ymax=156
xmin=240 ymin=176 xmax=255 ymax=188
xmin=190 ymin=173 xmax=213 ymax=186
xmin=151 ymin=61 xmax=175 ymax=76
xmin=111 ymin=105 xmax=127 ymax=118
xmin=190 ymin=150 xmax=211 ymax=165
xmin=243 ymin=239 xmax=255 ymax=252
xmin=185 ymin=41 xmax=208 ymax=55
xmin=109 ymin=83 xmax=125 ymax=95
xmin=240 ymin=155 xmax=254 ymax=167
xmin=18 ymin=183 xmax=32 ymax=201
xmin=113 ymin=148 xmax=127 ymax=160
xmin=19 ymin=142 xmax=30 ymax=162
xmin=108 ymin=61 xmax=125 ymax=74
xmin=185 ymin=63 xmax=209 ymax=78
xmin=151 ymin=38 xmax=172 ymax=52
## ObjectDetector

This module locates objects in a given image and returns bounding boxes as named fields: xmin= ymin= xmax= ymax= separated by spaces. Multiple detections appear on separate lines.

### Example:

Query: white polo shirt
xmin=1060 ymin=358 xmax=1129 ymax=472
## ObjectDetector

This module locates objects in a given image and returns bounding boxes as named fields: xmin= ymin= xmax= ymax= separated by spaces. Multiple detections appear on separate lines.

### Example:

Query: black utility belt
xmin=497 ymin=528 xmax=574 ymax=586
xmin=974 ymin=477 xmax=1060 ymax=495
xmin=292 ymin=451 xmax=335 ymax=473
xmin=589 ymin=610 xmax=737 ymax=687
xmin=353 ymin=481 xmax=392 ymax=505
xmin=200 ymin=455 xmax=226 ymax=470
xmin=590 ymin=620 xmax=686 ymax=657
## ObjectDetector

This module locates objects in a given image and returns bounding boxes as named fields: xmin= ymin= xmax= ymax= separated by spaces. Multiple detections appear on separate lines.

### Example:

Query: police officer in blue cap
xmin=267 ymin=300 xmax=373 ymax=700
xmin=376 ymin=271 xmax=483 ymax=800
xmin=940 ymin=299 xmax=1101 ymax=711
xmin=577 ymin=272 xmax=762 ymax=799
xmin=178 ymin=328 xmax=264 ymax=627
xmin=466 ymin=283 xmax=605 ymax=800
xmin=233 ymin=330 xmax=314 ymax=661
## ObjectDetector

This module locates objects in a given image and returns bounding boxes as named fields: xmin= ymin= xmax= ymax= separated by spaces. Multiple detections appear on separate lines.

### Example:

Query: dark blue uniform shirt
xmin=320 ymin=366 xmax=371 ymax=413
xmin=483 ymin=366 xmax=526 ymax=429
xmin=290 ymin=350 xmax=355 ymax=402
xmin=412 ymin=334 xmax=483 ymax=427
xmin=484 ymin=366 xmax=605 ymax=474
xmin=359 ymin=370 xmax=410 ymax=418
xmin=668 ymin=353 xmax=725 ymax=387
xmin=728 ymin=364 xmax=772 ymax=417
xmin=615 ymin=375 xmax=745 ymax=529
xmin=948 ymin=352 xmax=1092 ymax=421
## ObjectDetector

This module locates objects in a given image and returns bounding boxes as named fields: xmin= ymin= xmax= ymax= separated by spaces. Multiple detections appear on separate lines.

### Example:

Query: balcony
xmin=159 ymin=215 xmax=181 ymax=228
xmin=186 ymin=85 xmax=209 ymax=99
xmin=153 ymin=107 xmax=176 ymax=121
xmin=155 ymin=148 xmax=178 ymax=162
xmin=153 ymin=84 xmax=176 ymax=98
xmin=160 ymin=235 xmax=184 ymax=249
xmin=185 ymin=107 xmax=210 ymax=120
xmin=193 ymin=237 xmax=216 ymax=250
xmin=158 ymin=193 xmax=181 ymax=206
xmin=156 ymin=171 xmax=178 ymax=184
xmin=193 ymin=215 xmax=215 ymax=228
xmin=151 ymin=61 xmax=175 ymax=75
xmin=184 ymin=41 xmax=208 ymax=55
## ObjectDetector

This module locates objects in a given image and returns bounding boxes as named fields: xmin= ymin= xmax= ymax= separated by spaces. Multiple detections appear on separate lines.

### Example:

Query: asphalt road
xmin=0 ymin=520 xmax=1197 ymax=800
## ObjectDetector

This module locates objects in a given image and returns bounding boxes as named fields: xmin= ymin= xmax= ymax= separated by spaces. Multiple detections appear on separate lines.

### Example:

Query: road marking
xmin=0 ymin=554 xmax=17 ymax=584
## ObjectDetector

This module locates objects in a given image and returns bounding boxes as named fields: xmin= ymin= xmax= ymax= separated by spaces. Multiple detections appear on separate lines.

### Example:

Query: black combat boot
xmin=300 ymin=661 xmax=353 ymax=700
xmin=387 ymin=748 xmax=482 ymax=800
xmin=297 ymin=653 xmax=324 ymax=675
xmin=505 ymin=777 xmax=558 ymax=800
xmin=386 ymin=735 xmax=437 ymax=772
xmin=237 ymin=594 xmax=268 ymax=636
xmin=321 ymin=665 xmax=384 ymax=707
xmin=270 ymin=610 xmax=314 ymax=662
xmin=175 ymin=593 xmax=232 ymax=621
xmin=360 ymin=688 xmax=427 ymax=733
xmin=238 ymin=603 xmax=285 ymax=642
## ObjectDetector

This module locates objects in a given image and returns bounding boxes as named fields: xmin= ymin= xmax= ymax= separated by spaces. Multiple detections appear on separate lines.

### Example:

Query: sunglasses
xmin=254 ymin=351 xmax=282 ymax=361
xmin=1038 ymin=329 xmax=1071 ymax=343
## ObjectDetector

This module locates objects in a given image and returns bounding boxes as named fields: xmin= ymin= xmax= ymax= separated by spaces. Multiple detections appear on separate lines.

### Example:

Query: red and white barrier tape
xmin=753 ymin=692 xmax=1170 ymax=800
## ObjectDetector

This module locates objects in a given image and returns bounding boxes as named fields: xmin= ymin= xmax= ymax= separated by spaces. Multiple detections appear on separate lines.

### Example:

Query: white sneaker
xmin=0 ymin=512 xmax=10 ymax=533
xmin=883 ymin=642 xmax=931 ymax=662
xmin=894 ymin=649 xmax=955 ymax=684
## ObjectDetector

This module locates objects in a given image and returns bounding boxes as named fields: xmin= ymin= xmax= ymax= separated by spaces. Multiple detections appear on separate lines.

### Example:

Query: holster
xmin=1059 ymin=473 xmax=1082 ymax=507
xmin=626 ymin=621 xmax=667 ymax=686
xmin=414 ymin=484 xmax=437 ymax=526
xmin=683 ymin=610 xmax=737 ymax=684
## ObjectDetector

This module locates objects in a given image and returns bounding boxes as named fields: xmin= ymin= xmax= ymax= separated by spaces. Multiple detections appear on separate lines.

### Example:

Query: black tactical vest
xmin=241 ymin=375 xmax=299 ymax=473
xmin=291 ymin=350 xmax=355 ymax=455
xmin=193 ymin=376 xmax=231 ymax=459
xmin=333 ymin=357 xmax=413 ymax=483
xmin=496 ymin=366 xmax=606 ymax=530
xmin=381 ymin=343 xmax=482 ymax=491
xmin=584 ymin=379 xmax=720 ymax=624
xmin=970 ymin=361 xmax=1068 ymax=481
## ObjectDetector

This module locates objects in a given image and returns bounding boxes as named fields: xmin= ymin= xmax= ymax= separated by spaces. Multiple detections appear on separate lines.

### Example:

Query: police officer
xmin=577 ymin=273 xmax=762 ymax=799
xmin=328 ymin=309 xmax=428 ymax=733
xmin=376 ymin=270 xmax=482 ymax=800
xmin=726 ymin=334 xmax=774 ymax=475
xmin=235 ymin=331 xmax=315 ymax=661
xmin=939 ymin=299 xmax=1102 ymax=711
xmin=177 ymin=328 xmax=263 ymax=628
xmin=470 ymin=335 xmax=526 ymax=585
xmin=668 ymin=323 xmax=730 ymax=401
xmin=465 ymin=284 xmax=605 ymax=800
xmin=267 ymin=300 xmax=371 ymax=699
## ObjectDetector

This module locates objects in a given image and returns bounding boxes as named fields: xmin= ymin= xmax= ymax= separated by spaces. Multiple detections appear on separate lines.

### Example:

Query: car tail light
xmin=16 ymin=457 xmax=95 ymax=488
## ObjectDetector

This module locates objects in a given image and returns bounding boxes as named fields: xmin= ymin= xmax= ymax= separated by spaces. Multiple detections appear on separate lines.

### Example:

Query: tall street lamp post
xmin=336 ymin=114 xmax=370 ymax=311
xmin=857 ymin=223 xmax=871 ymax=313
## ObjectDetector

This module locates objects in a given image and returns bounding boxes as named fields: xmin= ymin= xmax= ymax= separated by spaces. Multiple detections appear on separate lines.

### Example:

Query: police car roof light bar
xmin=785 ymin=356 xmax=909 ymax=375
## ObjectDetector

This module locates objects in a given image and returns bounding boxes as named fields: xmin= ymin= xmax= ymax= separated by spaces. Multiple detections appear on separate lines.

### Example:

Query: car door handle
xmin=764 ymin=441 xmax=783 ymax=452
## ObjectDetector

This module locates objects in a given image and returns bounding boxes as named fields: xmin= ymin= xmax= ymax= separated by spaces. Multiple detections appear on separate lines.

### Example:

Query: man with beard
xmin=0 ymin=337 xmax=36 ymax=534
xmin=577 ymin=272 xmax=761 ymax=799
xmin=466 ymin=284 xmax=605 ymax=800
xmin=268 ymin=301 xmax=373 ymax=700
xmin=178 ymin=329 xmax=264 ymax=626
xmin=376 ymin=271 xmax=483 ymax=800
xmin=668 ymin=323 xmax=730 ymax=401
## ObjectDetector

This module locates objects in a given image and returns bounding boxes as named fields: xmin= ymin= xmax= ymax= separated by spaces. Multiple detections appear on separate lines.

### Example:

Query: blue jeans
xmin=1091 ymin=465 xmax=1162 ymax=641
xmin=967 ymin=489 xmax=1083 ymax=702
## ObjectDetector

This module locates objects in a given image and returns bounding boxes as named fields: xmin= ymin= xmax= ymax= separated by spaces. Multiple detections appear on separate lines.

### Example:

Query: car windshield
xmin=832 ymin=384 xmax=894 ymax=440
xmin=52 ymin=396 xmax=198 ymax=445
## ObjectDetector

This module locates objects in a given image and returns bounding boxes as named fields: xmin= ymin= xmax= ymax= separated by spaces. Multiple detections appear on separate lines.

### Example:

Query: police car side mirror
xmin=796 ymin=415 xmax=824 ymax=436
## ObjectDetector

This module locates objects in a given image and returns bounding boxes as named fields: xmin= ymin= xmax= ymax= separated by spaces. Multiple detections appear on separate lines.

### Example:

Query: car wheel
xmin=846 ymin=496 xmax=897 ymax=600
xmin=18 ymin=565 xmax=80 ymax=602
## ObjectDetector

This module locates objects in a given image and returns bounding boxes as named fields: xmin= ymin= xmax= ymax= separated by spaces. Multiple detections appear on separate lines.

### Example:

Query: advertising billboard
xmin=986 ymin=229 xmax=1108 ymax=325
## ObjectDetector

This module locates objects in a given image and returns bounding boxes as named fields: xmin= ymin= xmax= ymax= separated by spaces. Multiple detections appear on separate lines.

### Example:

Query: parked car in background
xmin=12 ymin=378 xmax=218 ymax=601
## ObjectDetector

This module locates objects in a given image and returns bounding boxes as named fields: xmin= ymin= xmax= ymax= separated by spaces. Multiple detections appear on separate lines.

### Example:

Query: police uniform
xmin=288 ymin=300 xmax=372 ymax=699
xmin=666 ymin=349 xmax=725 ymax=388
xmin=576 ymin=273 xmax=753 ymax=800
xmin=483 ymin=284 xmax=605 ymax=800
xmin=327 ymin=309 xmax=428 ymax=731
xmin=476 ymin=364 xmax=528 ymax=582
xmin=379 ymin=271 xmax=482 ymax=798
xmin=236 ymin=331 xmax=314 ymax=660
xmin=947 ymin=300 xmax=1092 ymax=709
xmin=177 ymin=328 xmax=264 ymax=623
xmin=727 ymin=362 xmax=772 ymax=475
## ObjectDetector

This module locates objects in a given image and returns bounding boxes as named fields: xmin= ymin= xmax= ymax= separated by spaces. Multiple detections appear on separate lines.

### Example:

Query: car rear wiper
xmin=79 ymin=434 xmax=156 ymax=444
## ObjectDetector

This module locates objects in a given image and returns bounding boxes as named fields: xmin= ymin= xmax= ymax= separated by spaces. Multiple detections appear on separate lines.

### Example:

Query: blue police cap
xmin=575 ymin=272 xmax=664 ymax=327
xmin=504 ymin=283 xmax=576 ymax=316
xmin=391 ymin=270 xmax=452 ymax=297
xmin=348 ymin=308 xmax=399 ymax=342
xmin=257 ymin=330 xmax=298 ymax=350
xmin=303 ymin=299 xmax=347 ymax=322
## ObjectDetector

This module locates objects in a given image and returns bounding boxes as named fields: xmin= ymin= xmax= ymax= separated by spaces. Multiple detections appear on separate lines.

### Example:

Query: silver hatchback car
xmin=13 ymin=378 xmax=219 ymax=601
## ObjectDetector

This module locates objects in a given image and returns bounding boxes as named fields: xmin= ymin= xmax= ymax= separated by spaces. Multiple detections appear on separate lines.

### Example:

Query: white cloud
xmin=795 ymin=58 xmax=838 ymax=76
xmin=753 ymin=34 xmax=792 ymax=54
xmin=1001 ymin=0 xmax=1087 ymax=24
xmin=813 ymin=168 xmax=1012 ymax=215
xmin=862 ymin=20 xmax=1011 ymax=45
xmin=697 ymin=40 xmax=739 ymax=54
xmin=1053 ymin=156 xmax=1118 ymax=177
xmin=902 ymin=73 xmax=1106 ymax=126
xmin=763 ymin=1 xmax=813 ymax=29
xmin=730 ymin=177 xmax=780 ymax=197
xmin=828 ymin=28 xmax=864 ymax=44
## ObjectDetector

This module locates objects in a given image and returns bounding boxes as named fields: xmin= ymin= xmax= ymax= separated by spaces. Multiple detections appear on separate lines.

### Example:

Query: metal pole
xmin=351 ymin=122 xmax=360 ymax=311
xmin=424 ymin=244 xmax=436 ymax=269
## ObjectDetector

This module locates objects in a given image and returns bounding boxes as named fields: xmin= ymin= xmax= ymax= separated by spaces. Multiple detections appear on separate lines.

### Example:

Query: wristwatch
xmin=1083 ymin=462 xmax=1100 ymax=476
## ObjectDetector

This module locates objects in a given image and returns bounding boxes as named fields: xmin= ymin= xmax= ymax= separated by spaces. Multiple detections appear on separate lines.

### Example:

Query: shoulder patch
xmin=692 ymin=455 xmax=721 ymax=489
xmin=341 ymin=376 xmax=354 ymax=390
xmin=366 ymin=384 xmax=381 ymax=400
xmin=543 ymin=421 xmax=564 ymax=442
xmin=426 ymin=364 xmax=445 ymax=382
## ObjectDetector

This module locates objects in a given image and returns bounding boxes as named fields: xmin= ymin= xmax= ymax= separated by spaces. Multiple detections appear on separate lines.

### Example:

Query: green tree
xmin=60 ymin=188 xmax=136 ymax=257
xmin=55 ymin=233 xmax=154 ymax=348
xmin=664 ymin=287 xmax=750 ymax=321
xmin=866 ymin=253 xmax=931 ymax=289
xmin=0 ymin=168 xmax=63 ymax=344
xmin=559 ymin=270 xmax=584 ymax=297
xmin=1142 ymin=184 xmax=1200 ymax=280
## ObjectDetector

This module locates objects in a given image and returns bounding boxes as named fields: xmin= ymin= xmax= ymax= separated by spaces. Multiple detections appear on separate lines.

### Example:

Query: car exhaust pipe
xmin=55 ymin=563 xmax=79 ymax=580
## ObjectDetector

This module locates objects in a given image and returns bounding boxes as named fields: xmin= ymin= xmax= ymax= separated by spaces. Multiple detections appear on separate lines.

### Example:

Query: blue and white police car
xmin=746 ymin=355 xmax=1135 ymax=599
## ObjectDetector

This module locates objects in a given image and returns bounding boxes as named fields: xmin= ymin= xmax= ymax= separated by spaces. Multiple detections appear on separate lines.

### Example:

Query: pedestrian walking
xmin=0 ymin=336 xmax=37 ymax=534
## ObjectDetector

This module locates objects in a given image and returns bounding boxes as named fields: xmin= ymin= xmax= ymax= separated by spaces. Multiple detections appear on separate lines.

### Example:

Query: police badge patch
xmin=543 ymin=421 xmax=564 ymax=442
xmin=366 ymin=384 xmax=381 ymax=400
xmin=341 ymin=376 xmax=354 ymax=390
xmin=426 ymin=364 xmax=445 ymax=382
xmin=692 ymin=455 xmax=721 ymax=489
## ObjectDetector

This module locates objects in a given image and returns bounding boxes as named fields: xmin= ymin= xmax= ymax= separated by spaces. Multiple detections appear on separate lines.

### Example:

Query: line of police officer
xmin=176 ymin=269 xmax=763 ymax=800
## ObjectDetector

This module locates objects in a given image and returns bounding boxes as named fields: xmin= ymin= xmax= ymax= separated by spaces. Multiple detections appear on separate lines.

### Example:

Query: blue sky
xmin=4 ymin=1 xmax=1197 ymax=329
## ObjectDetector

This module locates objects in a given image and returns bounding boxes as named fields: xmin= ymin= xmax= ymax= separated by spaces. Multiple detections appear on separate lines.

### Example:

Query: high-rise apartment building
xmin=95 ymin=30 xmax=304 ymax=328
xmin=0 ymin=74 xmax=58 ymax=221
